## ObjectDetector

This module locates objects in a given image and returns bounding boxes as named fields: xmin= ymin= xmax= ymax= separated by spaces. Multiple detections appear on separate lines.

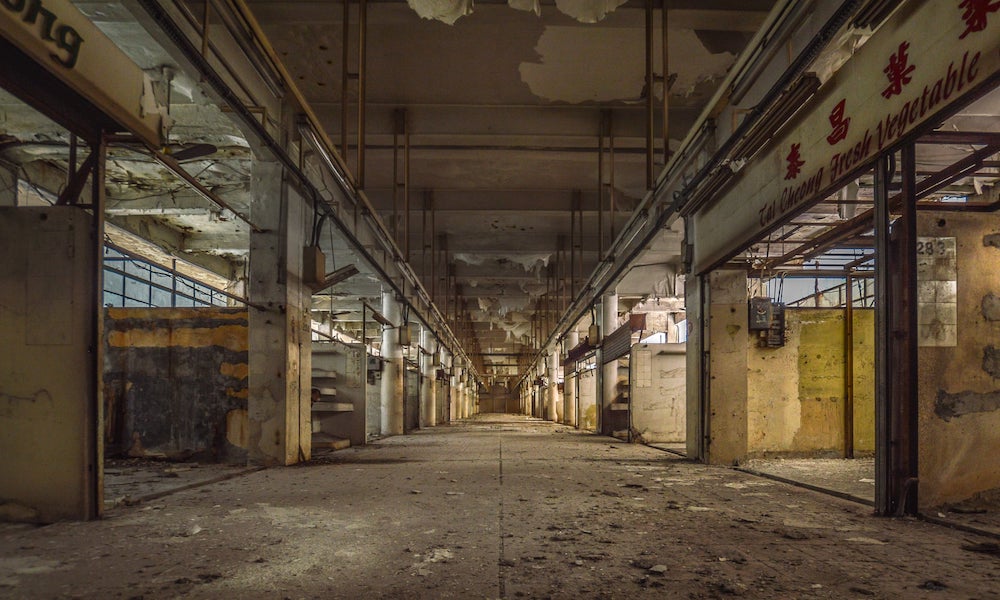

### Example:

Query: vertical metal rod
xmin=898 ymin=143 xmax=919 ymax=515
xmin=570 ymin=192 xmax=577 ymax=300
xmin=874 ymin=154 xmax=892 ymax=516
xmin=645 ymin=0 xmax=654 ymax=189
xmin=341 ymin=0 xmax=349 ymax=160
xmin=422 ymin=190 xmax=429 ymax=285
xmin=609 ymin=110 xmax=616 ymax=244
xmin=357 ymin=0 xmax=367 ymax=188
xmin=661 ymin=0 xmax=670 ymax=165
xmin=845 ymin=273 xmax=854 ymax=459
xmin=89 ymin=133 xmax=108 ymax=517
xmin=598 ymin=113 xmax=605 ymax=258
xmin=404 ymin=110 xmax=410 ymax=261
xmin=392 ymin=110 xmax=399 ymax=241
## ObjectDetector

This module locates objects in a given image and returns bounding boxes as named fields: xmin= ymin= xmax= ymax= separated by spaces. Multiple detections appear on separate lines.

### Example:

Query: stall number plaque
xmin=916 ymin=237 xmax=957 ymax=347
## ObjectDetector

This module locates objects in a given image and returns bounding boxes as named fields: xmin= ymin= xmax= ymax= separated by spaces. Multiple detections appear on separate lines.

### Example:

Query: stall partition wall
xmin=578 ymin=369 xmax=599 ymax=431
xmin=0 ymin=207 xmax=100 ymax=522
xmin=746 ymin=309 xmax=875 ymax=458
xmin=629 ymin=343 xmax=686 ymax=444
xmin=699 ymin=273 xmax=877 ymax=464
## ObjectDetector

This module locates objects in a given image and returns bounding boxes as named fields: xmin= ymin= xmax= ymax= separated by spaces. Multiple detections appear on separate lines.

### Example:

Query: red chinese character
xmin=785 ymin=143 xmax=805 ymax=180
xmin=826 ymin=99 xmax=851 ymax=145
xmin=881 ymin=41 xmax=916 ymax=99
xmin=959 ymin=0 xmax=1000 ymax=39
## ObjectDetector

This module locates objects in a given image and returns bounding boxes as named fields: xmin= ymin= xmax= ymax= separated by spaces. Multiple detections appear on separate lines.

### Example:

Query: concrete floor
xmin=3 ymin=415 xmax=1000 ymax=599
xmin=740 ymin=457 xmax=877 ymax=504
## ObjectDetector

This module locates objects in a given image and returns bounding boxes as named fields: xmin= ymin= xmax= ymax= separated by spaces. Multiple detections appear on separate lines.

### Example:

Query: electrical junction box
xmin=749 ymin=297 xmax=772 ymax=330
xmin=302 ymin=246 xmax=326 ymax=287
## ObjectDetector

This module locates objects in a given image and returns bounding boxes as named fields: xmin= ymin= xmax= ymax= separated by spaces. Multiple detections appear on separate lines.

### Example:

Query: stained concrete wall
xmin=0 ymin=207 xmax=99 ymax=522
xmin=746 ymin=308 xmax=875 ymax=457
xmin=706 ymin=271 xmax=748 ymax=465
xmin=578 ymin=369 xmax=598 ymax=431
xmin=918 ymin=212 xmax=1000 ymax=508
xmin=104 ymin=308 xmax=249 ymax=463
xmin=630 ymin=343 xmax=685 ymax=443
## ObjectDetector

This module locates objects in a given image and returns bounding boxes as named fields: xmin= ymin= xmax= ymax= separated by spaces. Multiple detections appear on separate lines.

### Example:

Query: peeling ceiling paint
xmin=519 ymin=27 xmax=645 ymax=103
xmin=406 ymin=0 xmax=473 ymax=25
xmin=553 ymin=0 xmax=628 ymax=24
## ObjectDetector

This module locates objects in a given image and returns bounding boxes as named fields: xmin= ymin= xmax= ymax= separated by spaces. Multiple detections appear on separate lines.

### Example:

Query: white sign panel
xmin=0 ymin=0 xmax=164 ymax=146
xmin=693 ymin=1 xmax=1000 ymax=273
xmin=917 ymin=236 xmax=958 ymax=347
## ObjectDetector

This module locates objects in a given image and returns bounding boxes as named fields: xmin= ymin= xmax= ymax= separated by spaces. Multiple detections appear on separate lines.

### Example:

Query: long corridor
xmin=2 ymin=415 xmax=999 ymax=599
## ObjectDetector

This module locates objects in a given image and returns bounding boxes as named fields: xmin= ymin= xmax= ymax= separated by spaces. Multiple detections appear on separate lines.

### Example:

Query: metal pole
xmin=898 ymin=143 xmax=919 ymax=515
xmin=404 ymin=109 xmax=410 ymax=261
xmin=357 ymin=0 xmax=367 ymax=188
xmin=661 ymin=0 xmax=669 ymax=164
xmin=341 ymin=0 xmax=349 ymax=160
xmin=645 ymin=0 xmax=654 ymax=189
xmin=89 ymin=133 xmax=107 ymax=518
xmin=845 ymin=273 xmax=854 ymax=458
xmin=874 ymin=153 xmax=892 ymax=516
xmin=392 ymin=109 xmax=400 ymax=240
xmin=609 ymin=110 xmax=616 ymax=243
xmin=598 ymin=113 xmax=605 ymax=258
xmin=422 ymin=190 xmax=429 ymax=284
xmin=570 ymin=192 xmax=577 ymax=300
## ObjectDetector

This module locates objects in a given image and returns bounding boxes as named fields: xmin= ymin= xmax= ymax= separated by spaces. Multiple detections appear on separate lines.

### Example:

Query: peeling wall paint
xmin=919 ymin=212 xmax=1000 ymax=508
xmin=104 ymin=308 xmax=249 ymax=463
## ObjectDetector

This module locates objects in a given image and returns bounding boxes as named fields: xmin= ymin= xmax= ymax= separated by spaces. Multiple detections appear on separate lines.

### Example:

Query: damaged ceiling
xmin=0 ymin=0 xmax=777 ymax=382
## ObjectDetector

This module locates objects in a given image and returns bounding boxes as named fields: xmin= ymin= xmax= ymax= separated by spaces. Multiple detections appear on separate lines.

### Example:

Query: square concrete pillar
xmin=705 ymin=270 xmax=749 ymax=465
xmin=247 ymin=160 xmax=311 ymax=465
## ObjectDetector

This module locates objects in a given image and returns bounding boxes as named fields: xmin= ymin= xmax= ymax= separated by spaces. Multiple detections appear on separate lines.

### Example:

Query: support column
xmin=600 ymin=292 xmax=618 ymax=435
xmin=381 ymin=290 xmax=404 ymax=436
xmin=420 ymin=328 xmax=437 ymax=427
xmin=565 ymin=330 xmax=579 ymax=426
xmin=248 ymin=160 xmax=311 ymax=465
xmin=547 ymin=350 xmax=559 ymax=422
xmin=704 ymin=270 xmax=749 ymax=465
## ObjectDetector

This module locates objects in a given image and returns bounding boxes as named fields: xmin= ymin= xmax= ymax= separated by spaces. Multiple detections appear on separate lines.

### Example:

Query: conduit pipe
xmin=135 ymin=0 xmax=479 ymax=382
xmin=516 ymin=0 xmax=862 ymax=389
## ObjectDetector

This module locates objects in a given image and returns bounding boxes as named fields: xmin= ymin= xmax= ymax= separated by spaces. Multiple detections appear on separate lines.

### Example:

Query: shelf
xmin=312 ymin=401 xmax=353 ymax=412
xmin=610 ymin=402 xmax=630 ymax=411
xmin=311 ymin=432 xmax=351 ymax=450
xmin=314 ymin=387 xmax=337 ymax=396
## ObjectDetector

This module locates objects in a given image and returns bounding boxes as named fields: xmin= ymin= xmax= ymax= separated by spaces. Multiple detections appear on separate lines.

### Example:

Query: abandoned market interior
xmin=3 ymin=0 xmax=1000 ymax=597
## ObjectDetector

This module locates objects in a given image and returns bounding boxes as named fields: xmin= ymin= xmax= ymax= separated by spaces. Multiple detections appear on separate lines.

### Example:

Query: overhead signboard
xmin=0 ymin=0 xmax=165 ymax=147
xmin=692 ymin=1 xmax=1000 ymax=274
